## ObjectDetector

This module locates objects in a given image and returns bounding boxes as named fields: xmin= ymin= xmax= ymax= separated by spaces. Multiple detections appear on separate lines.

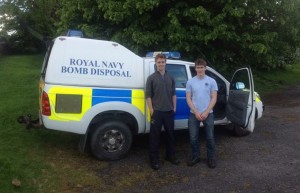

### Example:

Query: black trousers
xmin=149 ymin=110 xmax=176 ymax=161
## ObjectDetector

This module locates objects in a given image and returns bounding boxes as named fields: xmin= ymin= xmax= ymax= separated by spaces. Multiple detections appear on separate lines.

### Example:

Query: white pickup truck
xmin=38 ymin=36 xmax=263 ymax=160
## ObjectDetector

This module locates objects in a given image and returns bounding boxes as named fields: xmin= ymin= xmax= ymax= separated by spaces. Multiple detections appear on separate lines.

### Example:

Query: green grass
xmin=0 ymin=55 xmax=45 ymax=193
xmin=0 ymin=54 xmax=299 ymax=193
xmin=253 ymin=63 xmax=300 ymax=95
xmin=0 ymin=55 xmax=102 ymax=193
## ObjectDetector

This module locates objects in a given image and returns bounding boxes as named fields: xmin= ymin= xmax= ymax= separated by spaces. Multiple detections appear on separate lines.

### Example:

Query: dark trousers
xmin=188 ymin=113 xmax=215 ymax=159
xmin=149 ymin=110 xmax=176 ymax=162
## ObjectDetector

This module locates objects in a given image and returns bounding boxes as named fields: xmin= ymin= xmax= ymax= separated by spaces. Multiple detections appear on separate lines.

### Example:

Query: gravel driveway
xmin=88 ymin=85 xmax=300 ymax=193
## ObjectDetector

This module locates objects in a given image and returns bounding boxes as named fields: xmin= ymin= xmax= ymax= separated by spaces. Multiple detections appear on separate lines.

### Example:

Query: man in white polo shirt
xmin=186 ymin=58 xmax=218 ymax=168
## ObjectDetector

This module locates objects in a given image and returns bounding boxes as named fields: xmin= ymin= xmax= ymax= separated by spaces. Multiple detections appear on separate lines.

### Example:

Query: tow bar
xmin=17 ymin=114 xmax=41 ymax=129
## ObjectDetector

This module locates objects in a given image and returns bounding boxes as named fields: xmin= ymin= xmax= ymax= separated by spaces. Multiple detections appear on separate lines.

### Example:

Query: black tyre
xmin=228 ymin=123 xmax=250 ymax=137
xmin=234 ymin=124 xmax=250 ymax=137
xmin=90 ymin=121 xmax=132 ymax=160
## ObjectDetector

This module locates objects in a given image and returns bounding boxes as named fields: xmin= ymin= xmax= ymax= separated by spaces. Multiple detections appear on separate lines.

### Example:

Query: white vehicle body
xmin=39 ymin=36 xmax=263 ymax=160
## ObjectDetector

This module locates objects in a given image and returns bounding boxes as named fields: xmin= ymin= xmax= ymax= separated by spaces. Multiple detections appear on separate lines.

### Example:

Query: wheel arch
xmin=88 ymin=110 xmax=139 ymax=137
xmin=80 ymin=110 xmax=139 ymax=158
xmin=79 ymin=102 xmax=144 ymax=154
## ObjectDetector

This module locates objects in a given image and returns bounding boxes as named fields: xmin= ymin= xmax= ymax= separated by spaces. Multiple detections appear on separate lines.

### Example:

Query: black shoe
xmin=187 ymin=157 xmax=200 ymax=166
xmin=165 ymin=156 xmax=180 ymax=165
xmin=207 ymin=158 xmax=216 ymax=168
xmin=150 ymin=161 xmax=160 ymax=170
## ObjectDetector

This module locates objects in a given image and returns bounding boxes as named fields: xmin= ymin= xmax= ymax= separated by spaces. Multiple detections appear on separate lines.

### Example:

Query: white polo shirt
xmin=186 ymin=75 xmax=218 ymax=113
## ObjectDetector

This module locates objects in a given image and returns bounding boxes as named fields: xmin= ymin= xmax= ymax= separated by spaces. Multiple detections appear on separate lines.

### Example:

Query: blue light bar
xmin=146 ymin=51 xmax=181 ymax=59
xmin=66 ymin=29 xmax=84 ymax=38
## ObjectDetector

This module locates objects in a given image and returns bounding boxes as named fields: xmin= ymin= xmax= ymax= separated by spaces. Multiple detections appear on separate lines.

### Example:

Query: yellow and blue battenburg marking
xmin=175 ymin=90 xmax=190 ymax=119
xmin=92 ymin=88 xmax=145 ymax=114
xmin=46 ymin=86 xmax=188 ymax=123
xmin=47 ymin=86 xmax=145 ymax=121
xmin=92 ymin=89 xmax=131 ymax=104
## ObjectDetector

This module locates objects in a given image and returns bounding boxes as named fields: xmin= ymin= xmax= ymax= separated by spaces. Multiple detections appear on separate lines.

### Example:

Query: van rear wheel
xmin=90 ymin=121 xmax=132 ymax=160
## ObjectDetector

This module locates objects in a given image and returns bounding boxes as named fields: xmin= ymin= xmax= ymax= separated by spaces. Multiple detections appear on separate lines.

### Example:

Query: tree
xmin=0 ymin=0 xmax=61 ymax=53
xmin=56 ymin=0 xmax=300 ymax=70
xmin=1 ymin=0 xmax=299 ymax=70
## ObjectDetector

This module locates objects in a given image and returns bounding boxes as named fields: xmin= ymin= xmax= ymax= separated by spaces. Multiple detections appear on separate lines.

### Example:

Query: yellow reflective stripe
xmin=48 ymin=87 xmax=92 ymax=121
xmin=131 ymin=89 xmax=145 ymax=114
xmin=131 ymin=89 xmax=151 ymax=122
xmin=255 ymin=96 xmax=261 ymax=102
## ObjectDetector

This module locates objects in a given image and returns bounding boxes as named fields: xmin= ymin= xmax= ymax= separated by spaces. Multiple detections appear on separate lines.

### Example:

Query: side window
xmin=166 ymin=64 xmax=188 ymax=88
xmin=206 ymin=71 xmax=222 ymax=85
xmin=206 ymin=70 xmax=227 ymax=94
xmin=189 ymin=66 xmax=225 ymax=91
xmin=189 ymin=66 xmax=196 ymax=77
xmin=41 ymin=41 xmax=54 ymax=79
xmin=230 ymin=69 xmax=250 ymax=90
xmin=189 ymin=66 xmax=226 ymax=93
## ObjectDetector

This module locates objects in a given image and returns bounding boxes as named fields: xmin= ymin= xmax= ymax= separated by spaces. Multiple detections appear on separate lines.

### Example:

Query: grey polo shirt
xmin=145 ymin=71 xmax=176 ymax=111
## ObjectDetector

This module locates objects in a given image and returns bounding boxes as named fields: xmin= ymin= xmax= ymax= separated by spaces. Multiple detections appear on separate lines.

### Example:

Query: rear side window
xmin=41 ymin=41 xmax=54 ymax=79
xmin=55 ymin=94 xmax=82 ymax=113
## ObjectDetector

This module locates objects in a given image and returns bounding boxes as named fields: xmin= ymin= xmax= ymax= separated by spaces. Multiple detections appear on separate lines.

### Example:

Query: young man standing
xmin=145 ymin=53 xmax=179 ymax=170
xmin=186 ymin=58 xmax=218 ymax=168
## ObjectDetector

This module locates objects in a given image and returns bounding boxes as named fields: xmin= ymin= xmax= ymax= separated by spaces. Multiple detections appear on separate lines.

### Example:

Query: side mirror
xmin=235 ymin=82 xmax=245 ymax=90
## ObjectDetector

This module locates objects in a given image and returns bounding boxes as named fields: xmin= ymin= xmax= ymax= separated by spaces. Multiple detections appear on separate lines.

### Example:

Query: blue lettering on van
xmin=65 ymin=58 xmax=129 ymax=77
xmin=61 ymin=66 xmax=89 ymax=74
xmin=90 ymin=68 xmax=131 ymax=77
xmin=70 ymin=58 xmax=124 ymax=69
xmin=101 ymin=61 xmax=124 ymax=69
xmin=70 ymin=58 xmax=98 ymax=67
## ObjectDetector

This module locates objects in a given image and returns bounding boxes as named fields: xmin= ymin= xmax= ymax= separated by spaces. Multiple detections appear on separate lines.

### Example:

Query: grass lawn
xmin=0 ymin=55 xmax=102 ymax=193
xmin=253 ymin=63 xmax=300 ymax=95
xmin=0 ymin=54 xmax=299 ymax=193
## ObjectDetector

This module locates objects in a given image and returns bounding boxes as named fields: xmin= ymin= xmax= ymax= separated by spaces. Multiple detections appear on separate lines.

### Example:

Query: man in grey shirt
xmin=145 ymin=53 xmax=179 ymax=170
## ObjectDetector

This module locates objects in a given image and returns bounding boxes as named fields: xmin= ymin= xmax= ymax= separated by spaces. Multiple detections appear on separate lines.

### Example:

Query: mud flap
xmin=79 ymin=134 xmax=88 ymax=153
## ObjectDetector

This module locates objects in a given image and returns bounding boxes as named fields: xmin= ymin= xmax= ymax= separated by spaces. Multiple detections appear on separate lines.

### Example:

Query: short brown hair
xmin=155 ymin=53 xmax=166 ymax=62
xmin=195 ymin=58 xmax=207 ymax=67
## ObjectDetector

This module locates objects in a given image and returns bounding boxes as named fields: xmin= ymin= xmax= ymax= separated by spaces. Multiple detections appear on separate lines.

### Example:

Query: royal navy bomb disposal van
xmin=39 ymin=36 xmax=263 ymax=160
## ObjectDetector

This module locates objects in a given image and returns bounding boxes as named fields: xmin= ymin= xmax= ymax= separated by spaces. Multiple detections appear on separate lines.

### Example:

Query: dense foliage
xmin=1 ymin=0 xmax=300 ymax=70
xmin=0 ymin=0 xmax=60 ymax=53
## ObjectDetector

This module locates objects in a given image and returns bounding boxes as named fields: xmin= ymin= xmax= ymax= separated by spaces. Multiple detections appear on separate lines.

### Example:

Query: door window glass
xmin=230 ymin=69 xmax=250 ymax=90
xmin=166 ymin=64 xmax=188 ymax=88
xmin=189 ymin=66 xmax=196 ymax=77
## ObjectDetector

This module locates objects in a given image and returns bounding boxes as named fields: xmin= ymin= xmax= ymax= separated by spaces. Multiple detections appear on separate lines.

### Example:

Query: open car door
xmin=226 ymin=67 xmax=255 ymax=134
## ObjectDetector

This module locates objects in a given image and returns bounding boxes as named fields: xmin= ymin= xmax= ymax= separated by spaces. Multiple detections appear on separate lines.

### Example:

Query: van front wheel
xmin=90 ymin=121 xmax=132 ymax=161
xmin=231 ymin=123 xmax=250 ymax=137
